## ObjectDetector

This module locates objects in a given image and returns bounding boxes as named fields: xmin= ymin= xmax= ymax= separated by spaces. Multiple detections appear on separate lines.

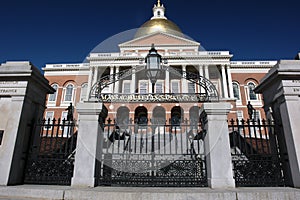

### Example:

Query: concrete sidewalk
xmin=0 ymin=185 xmax=299 ymax=200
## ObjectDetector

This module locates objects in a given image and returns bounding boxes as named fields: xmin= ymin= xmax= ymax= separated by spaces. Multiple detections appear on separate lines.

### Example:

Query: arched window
xmin=64 ymin=84 xmax=74 ymax=102
xmin=135 ymin=106 xmax=148 ymax=126
xmin=157 ymin=11 xmax=161 ymax=16
xmin=232 ymin=82 xmax=241 ymax=100
xmin=247 ymin=82 xmax=257 ymax=100
xmin=80 ymin=83 xmax=88 ymax=102
xmin=171 ymin=106 xmax=183 ymax=127
xmin=48 ymin=84 xmax=58 ymax=102
xmin=189 ymin=106 xmax=199 ymax=127
xmin=153 ymin=106 xmax=166 ymax=125
xmin=117 ymin=107 xmax=130 ymax=129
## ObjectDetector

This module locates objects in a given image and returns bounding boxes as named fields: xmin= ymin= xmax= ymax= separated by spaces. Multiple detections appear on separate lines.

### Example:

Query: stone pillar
xmin=181 ymin=65 xmax=188 ymax=93
xmin=0 ymin=61 xmax=54 ymax=185
xmin=109 ymin=66 xmax=114 ymax=93
xmin=200 ymin=102 xmax=235 ymax=188
xmin=131 ymin=66 xmax=136 ymax=93
xmin=114 ymin=66 xmax=120 ymax=93
xmin=72 ymin=102 xmax=103 ymax=187
xmin=255 ymin=60 xmax=300 ymax=187
xmin=226 ymin=65 xmax=234 ymax=98
xmin=221 ymin=65 xmax=229 ymax=98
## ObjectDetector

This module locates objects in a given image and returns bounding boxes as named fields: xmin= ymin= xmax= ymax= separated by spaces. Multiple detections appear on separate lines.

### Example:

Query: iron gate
xmin=97 ymin=119 xmax=207 ymax=187
xmin=229 ymin=119 xmax=285 ymax=187
xmin=23 ymin=118 xmax=77 ymax=185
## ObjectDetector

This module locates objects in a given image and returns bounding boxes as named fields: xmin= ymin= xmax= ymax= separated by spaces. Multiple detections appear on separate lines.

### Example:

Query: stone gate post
xmin=0 ymin=61 xmax=54 ymax=185
xmin=200 ymin=102 xmax=235 ymax=188
xmin=71 ymin=102 xmax=103 ymax=187
xmin=255 ymin=60 xmax=300 ymax=187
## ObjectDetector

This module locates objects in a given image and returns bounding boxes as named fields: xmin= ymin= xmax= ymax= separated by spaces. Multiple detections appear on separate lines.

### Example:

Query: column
xmin=86 ymin=67 xmax=94 ymax=101
xmin=114 ymin=66 xmax=120 ymax=93
xmin=226 ymin=65 xmax=234 ymax=98
xmin=92 ymin=67 xmax=98 ymax=86
xmin=198 ymin=65 xmax=204 ymax=93
xmin=200 ymin=103 xmax=235 ymax=188
xmin=72 ymin=102 xmax=103 ymax=187
xmin=181 ymin=65 xmax=188 ymax=93
xmin=221 ymin=65 xmax=229 ymax=98
xmin=149 ymin=79 xmax=153 ymax=93
xmin=109 ymin=66 xmax=114 ymax=93
xmin=165 ymin=66 xmax=170 ymax=93
xmin=198 ymin=65 xmax=204 ymax=77
xmin=204 ymin=65 xmax=209 ymax=79
xmin=131 ymin=66 xmax=136 ymax=93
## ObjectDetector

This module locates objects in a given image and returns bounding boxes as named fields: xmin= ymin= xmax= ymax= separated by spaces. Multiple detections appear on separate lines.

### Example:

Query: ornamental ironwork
xmin=99 ymin=93 xmax=210 ymax=103
xmin=97 ymin=118 xmax=208 ymax=187
xmin=24 ymin=118 xmax=77 ymax=185
xmin=89 ymin=65 xmax=219 ymax=102
xmin=228 ymin=118 xmax=285 ymax=187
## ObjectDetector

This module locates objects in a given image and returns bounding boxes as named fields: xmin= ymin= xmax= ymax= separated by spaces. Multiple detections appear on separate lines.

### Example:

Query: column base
xmin=208 ymin=178 xmax=235 ymax=189
xmin=71 ymin=177 xmax=96 ymax=188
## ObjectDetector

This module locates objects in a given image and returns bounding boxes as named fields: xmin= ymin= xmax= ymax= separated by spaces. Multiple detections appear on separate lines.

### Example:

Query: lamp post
xmin=145 ymin=44 xmax=162 ymax=178
xmin=145 ymin=44 xmax=162 ymax=93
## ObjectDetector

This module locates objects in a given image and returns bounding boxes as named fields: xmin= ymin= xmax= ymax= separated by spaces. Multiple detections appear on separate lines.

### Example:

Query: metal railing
xmin=228 ymin=118 xmax=285 ymax=187
xmin=97 ymin=118 xmax=207 ymax=187
xmin=24 ymin=118 xmax=77 ymax=185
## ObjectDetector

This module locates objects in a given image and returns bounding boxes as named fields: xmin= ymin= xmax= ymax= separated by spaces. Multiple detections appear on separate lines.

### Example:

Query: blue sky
xmin=0 ymin=0 xmax=299 ymax=69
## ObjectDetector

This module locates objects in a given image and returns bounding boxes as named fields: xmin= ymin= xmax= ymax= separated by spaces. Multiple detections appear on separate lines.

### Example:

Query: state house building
xmin=43 ymin=0 xmax=276 ymax=125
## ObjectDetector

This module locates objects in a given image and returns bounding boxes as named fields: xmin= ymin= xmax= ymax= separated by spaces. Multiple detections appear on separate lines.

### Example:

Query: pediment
xmin=119 ymin=32 xmax=200 ymax=47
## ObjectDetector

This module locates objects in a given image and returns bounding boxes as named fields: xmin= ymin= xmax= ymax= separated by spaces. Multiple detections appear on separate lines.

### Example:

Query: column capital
xmin=200 ymin=102 xmax=231 ymax=116
xmin=76 ymin=102 xmax=103 ymax=117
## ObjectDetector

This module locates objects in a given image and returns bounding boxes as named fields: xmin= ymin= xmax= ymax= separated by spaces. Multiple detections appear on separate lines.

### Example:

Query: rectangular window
xmin=49 ymin=85 xmax=58 ymax=102
xmin=171 ymin=81 xmax=180 ymax=93
xmin=123 ymin=82 xmax=131 ymax=93
xmin=61 ymin=111 xmax=70 ymax=137
xmin=155 ymin=81 xmax=164 ymax=93
xmin=139 ymin=81 xmax=148 ymax=94
xmin=188 ymin=82 xmax=195 ymax=93
xmin=253 ymin=110 xmax=261 ymax=122
xmin=44 ymin=112 xmax=54 ymax=130
xmin=0 ymin=130 xmax=4 ymax=146
xmin=64 ymin=85 xmax=74 ymax=102
xmin=237 ymin=110 xmax=243 ymax=120
xmin=80 ymin=84 xmax=88 ymax=102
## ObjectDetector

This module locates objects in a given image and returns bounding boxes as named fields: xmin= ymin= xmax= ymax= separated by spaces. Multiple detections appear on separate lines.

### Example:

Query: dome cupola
xmin=134 ymin=0 xmax=184 ymax=38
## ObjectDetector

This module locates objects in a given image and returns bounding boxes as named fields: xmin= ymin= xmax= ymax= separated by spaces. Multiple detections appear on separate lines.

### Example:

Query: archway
xmin=152 ymin=106 xmax=166 ymax=125
xmin=116 ymin=106 xmax=130 ymax=129
xmin=171 ymin=106 xmax=183 ymax=127
xmin=189 ymin=106 xmax=199 ymax=128
xmin=134 ymin=106 xmax=148 ymax=125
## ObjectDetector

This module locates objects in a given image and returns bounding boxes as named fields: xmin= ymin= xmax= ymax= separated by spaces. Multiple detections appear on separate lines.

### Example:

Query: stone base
xmin=71 ymin=177 xmax=96 ymax=188
xmin=208 ymin=178 xmax=235 ymax=189
xmin=0 ymin=185 xmax=299 ymax=200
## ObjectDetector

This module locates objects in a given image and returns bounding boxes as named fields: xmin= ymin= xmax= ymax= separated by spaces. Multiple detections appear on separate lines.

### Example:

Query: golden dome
xmin=134 ymin=18 xmax=183 ymax=38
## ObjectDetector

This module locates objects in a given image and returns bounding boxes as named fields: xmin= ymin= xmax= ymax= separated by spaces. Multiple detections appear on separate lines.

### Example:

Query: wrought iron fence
xmin=228 ymin=118 xmax=285 ymax=187
xmin=24 ymin=118 xmax=77 ymax=185
xmin=97 ymin=118 xmax=207 ymax=187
